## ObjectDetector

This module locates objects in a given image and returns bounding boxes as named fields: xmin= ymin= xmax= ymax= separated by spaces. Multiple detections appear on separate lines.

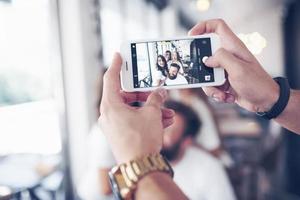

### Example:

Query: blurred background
xmin=0 ymin=0 xmax=300 ymax=199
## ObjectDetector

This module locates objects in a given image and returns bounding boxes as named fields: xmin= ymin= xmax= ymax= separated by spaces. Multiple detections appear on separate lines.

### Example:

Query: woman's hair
xmin=156 ymin=55 xmax=168 ymax=77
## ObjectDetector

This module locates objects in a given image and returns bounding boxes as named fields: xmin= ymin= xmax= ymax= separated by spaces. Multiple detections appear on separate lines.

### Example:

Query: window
xmin=0 ymin=0 xmax=61 ymax=155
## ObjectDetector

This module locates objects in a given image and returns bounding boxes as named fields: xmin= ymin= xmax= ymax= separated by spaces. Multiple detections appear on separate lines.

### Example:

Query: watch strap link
xmin=121 ymin=154 xmax=173 ymax=186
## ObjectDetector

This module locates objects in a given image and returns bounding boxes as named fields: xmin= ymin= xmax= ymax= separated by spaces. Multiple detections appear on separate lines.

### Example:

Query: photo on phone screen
xmin=131 ymin=38 xmax=214 ymax=88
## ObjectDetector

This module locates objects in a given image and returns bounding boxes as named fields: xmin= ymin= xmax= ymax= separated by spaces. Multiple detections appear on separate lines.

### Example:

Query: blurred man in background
xmin=79 ymin=99 xmax=235 ymax=200
xmin=162 ymin=100 xmax=236 ymax=200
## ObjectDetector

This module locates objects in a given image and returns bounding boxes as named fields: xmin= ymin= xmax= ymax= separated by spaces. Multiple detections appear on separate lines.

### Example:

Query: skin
xmin=99 ymin=53 xmax=175 ymax=164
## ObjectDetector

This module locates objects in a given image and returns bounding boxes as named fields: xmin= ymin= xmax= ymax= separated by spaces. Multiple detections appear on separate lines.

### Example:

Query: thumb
xmin=144 ymin=88 xmax=167 ymax=109
xmin=204 ymin=48 xmax=243 ymax=75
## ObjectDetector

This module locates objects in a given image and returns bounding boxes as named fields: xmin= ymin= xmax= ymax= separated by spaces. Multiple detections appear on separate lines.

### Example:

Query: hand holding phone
xmin=120 ymin=34 xmax=225 ymax=92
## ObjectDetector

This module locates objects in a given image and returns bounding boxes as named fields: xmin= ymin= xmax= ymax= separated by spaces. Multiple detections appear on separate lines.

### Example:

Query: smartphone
xmin=120 ymin=34 xmax=225 ymax=92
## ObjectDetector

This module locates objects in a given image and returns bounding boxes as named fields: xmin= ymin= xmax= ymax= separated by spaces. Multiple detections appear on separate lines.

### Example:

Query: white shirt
xmin=153 ymin=70 xmax=166 ymax=81
xmin=153 ymin=70 xmax=167 ymax=86
xmin=190 ymin=96 xmax=221 ymax=150
xmin=173 ymin=146 xmax=236 ymax=200
xmin=165 ymin=74 xmax=188 ymax=86
xmin=77 ymin=124 xmax=115 ymax=200
xmin=89 ymin=125 xmax=116 ymax=168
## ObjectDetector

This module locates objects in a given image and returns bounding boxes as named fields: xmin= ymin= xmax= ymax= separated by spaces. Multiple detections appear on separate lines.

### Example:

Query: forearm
xmin=135 ymin=172 xmax=188 ymax=200
xmin=275 ymin=90 xmax=300 ymax=134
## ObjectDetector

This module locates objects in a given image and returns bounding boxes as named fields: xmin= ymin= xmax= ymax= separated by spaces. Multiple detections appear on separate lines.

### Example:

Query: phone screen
xmin=131 ymin=38 xmax=214 ymax=88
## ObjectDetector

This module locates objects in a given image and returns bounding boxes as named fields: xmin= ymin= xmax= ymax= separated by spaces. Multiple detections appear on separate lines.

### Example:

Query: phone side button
xmin=125 ymin=62 xmax=128 ymax=71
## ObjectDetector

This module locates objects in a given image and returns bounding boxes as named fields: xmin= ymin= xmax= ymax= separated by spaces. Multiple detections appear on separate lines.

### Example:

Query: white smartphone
xmin=120 ymin=34 xmax=225 ymax=92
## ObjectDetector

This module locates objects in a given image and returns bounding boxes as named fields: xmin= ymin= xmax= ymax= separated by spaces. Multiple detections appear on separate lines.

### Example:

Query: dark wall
xmin=285 ymin=1 xmax=300 ymax=88
xmin=283 ymin=0 xmax=300 ymax=197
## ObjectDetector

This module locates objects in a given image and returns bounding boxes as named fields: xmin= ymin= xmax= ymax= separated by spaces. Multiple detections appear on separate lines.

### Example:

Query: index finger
xmin=188 ymin=19 xmax=253 ymax=62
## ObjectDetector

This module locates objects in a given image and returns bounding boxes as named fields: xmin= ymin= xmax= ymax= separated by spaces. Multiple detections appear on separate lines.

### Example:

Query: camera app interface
xmin=131 ymin=38 xmax=214 ymax=88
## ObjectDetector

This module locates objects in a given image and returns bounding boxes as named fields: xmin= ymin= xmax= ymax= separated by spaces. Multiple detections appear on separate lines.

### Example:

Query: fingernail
xmin=225 ymin=95 xmax=235 ymax=103
xmin=156 ymin=88 xmax=167 ymax=100
xmin=212 ymin=94 xmax=220 ymax=102
xmin=202 ymin=56 xmax=209 ymax=63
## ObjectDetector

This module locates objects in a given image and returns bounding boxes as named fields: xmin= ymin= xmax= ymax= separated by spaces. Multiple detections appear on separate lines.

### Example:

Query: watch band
xmin=109 ymin=153 xmax=174 ymax=200
xmin=256 ymin=77 xmax=290 ymax=120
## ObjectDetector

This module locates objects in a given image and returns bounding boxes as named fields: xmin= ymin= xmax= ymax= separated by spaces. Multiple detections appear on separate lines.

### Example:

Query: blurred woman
xmin=170 ymin=51 xmax=184 ymax=74
xmin=153 ymin=55 xmax=168 ymax=86
xmin=165 ymin=50 xmax=172 ymax=64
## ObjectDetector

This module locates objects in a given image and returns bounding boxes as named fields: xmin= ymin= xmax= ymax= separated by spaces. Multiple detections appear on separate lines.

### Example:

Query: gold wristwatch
xmin=108 ymin=153 xmax=174 ymax=200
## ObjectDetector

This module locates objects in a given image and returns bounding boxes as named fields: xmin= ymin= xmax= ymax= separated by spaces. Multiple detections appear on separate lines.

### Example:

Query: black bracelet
xmin=256 ymin=77 xmax=290 ymax=120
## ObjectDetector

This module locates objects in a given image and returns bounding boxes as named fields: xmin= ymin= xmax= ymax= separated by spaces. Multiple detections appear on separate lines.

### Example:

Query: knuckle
xmin=216 ymin=19 xmax=230 ymax=32
xmin=216 ymin=18 xmax=226 ymax=26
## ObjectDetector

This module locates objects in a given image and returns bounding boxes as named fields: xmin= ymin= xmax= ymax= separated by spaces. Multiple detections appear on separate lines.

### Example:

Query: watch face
xmin=109 ymin=171 xmax=123 ymax=200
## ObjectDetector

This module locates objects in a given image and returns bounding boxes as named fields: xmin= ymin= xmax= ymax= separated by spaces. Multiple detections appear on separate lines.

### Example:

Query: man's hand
xmin=189 ymin=19 xmax=280 ymax=113
xmin=98 ymin=53 xmax=175 ymax=164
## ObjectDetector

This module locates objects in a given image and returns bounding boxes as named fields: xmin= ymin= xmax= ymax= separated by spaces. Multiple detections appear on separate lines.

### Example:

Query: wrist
xmin=257 ymin=79 xmax=280 ymax=113
xmin=136 ymin=171 xmax=173 ymax=190
xmin=256 ymin=77 xmax=291 ymax=120
xmin=115 ymin=138 xmax=161 ymax=164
